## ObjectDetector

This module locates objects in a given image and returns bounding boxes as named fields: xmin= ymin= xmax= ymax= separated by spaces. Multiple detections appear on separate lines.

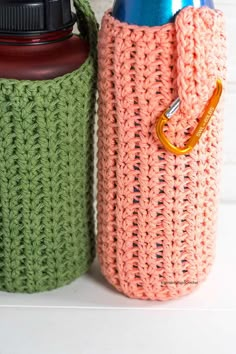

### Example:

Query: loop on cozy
xmin=74 ymin=0 xmax=98 ymax=52
xmin=175 ymin=7 xmax=226 ymax=117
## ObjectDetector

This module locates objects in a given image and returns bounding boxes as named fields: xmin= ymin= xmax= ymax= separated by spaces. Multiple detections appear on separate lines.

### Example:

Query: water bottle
xmin=0 ymin=0 xmax=89 ymax=80
xmin=0 ymin=0 xmax=97 ymax=293
xmin=112 ymin=0 xmax=214 ymax=26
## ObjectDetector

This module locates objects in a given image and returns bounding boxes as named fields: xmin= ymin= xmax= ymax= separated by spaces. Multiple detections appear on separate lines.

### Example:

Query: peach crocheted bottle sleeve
xmin=97 ymin=7 xmax=226 ymax=301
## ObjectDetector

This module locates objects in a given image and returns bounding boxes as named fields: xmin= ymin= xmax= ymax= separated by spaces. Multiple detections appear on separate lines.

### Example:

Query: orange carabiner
xmin=155 ymin=79 xmax=223 ymax=156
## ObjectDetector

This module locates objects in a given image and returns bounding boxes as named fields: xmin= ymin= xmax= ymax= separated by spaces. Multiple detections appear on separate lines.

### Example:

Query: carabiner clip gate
xmin=155 ymin=79 xmax=223 ymax=156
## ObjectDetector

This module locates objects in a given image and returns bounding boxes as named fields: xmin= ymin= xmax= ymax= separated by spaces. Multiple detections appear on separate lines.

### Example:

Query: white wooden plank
xmin=221 ymin=163 xmax=236 ymax=201
xmin=223 ymin=92 xmax=235 ymax=156
xmin=0 ymin=308 xmax=235 ymax=354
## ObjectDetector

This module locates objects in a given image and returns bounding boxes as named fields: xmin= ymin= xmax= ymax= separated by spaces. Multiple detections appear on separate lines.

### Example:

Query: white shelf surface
xmin=0 ymin=203 xmax=235 ymax=354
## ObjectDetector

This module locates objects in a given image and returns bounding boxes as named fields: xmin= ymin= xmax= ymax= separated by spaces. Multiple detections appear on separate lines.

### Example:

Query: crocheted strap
xmin=73 ymin=0 xmax=98 ymax=50
xmin=175 ymin=7 xmax=225 ymax=117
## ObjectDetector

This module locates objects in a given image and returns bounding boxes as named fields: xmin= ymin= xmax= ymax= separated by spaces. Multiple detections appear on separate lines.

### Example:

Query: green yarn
xmin=0 ymin=0 xmax=97 ymax=293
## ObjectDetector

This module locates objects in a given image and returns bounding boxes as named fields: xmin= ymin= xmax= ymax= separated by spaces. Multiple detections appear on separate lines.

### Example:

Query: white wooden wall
xmin=88 ymin=0 xmax=236 ymax=202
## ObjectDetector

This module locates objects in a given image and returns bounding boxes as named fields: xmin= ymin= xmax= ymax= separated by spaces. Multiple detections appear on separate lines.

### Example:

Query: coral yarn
xmin=97 ymin=7 xmax=226 ymax=300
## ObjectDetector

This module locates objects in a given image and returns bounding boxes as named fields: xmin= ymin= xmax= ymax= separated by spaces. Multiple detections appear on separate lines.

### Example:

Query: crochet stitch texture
xmin=97 ymin=7 xmax=226 ymax=300
xmin=0 ymin=0 xmax=97 ymax=293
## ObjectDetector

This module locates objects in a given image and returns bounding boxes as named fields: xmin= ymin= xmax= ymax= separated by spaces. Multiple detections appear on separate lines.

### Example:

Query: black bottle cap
xmin=0 ymin=0 xmax=76 ymax=34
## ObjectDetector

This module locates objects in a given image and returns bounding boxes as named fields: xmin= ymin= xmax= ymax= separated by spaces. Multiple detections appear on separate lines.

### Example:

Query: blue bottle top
xmin=112 ymin=0 xmax=214 ymax=26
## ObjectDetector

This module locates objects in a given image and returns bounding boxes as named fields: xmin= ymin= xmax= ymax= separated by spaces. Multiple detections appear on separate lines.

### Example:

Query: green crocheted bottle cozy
xmin=0 ymin=0 xmax=97 ymax=293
